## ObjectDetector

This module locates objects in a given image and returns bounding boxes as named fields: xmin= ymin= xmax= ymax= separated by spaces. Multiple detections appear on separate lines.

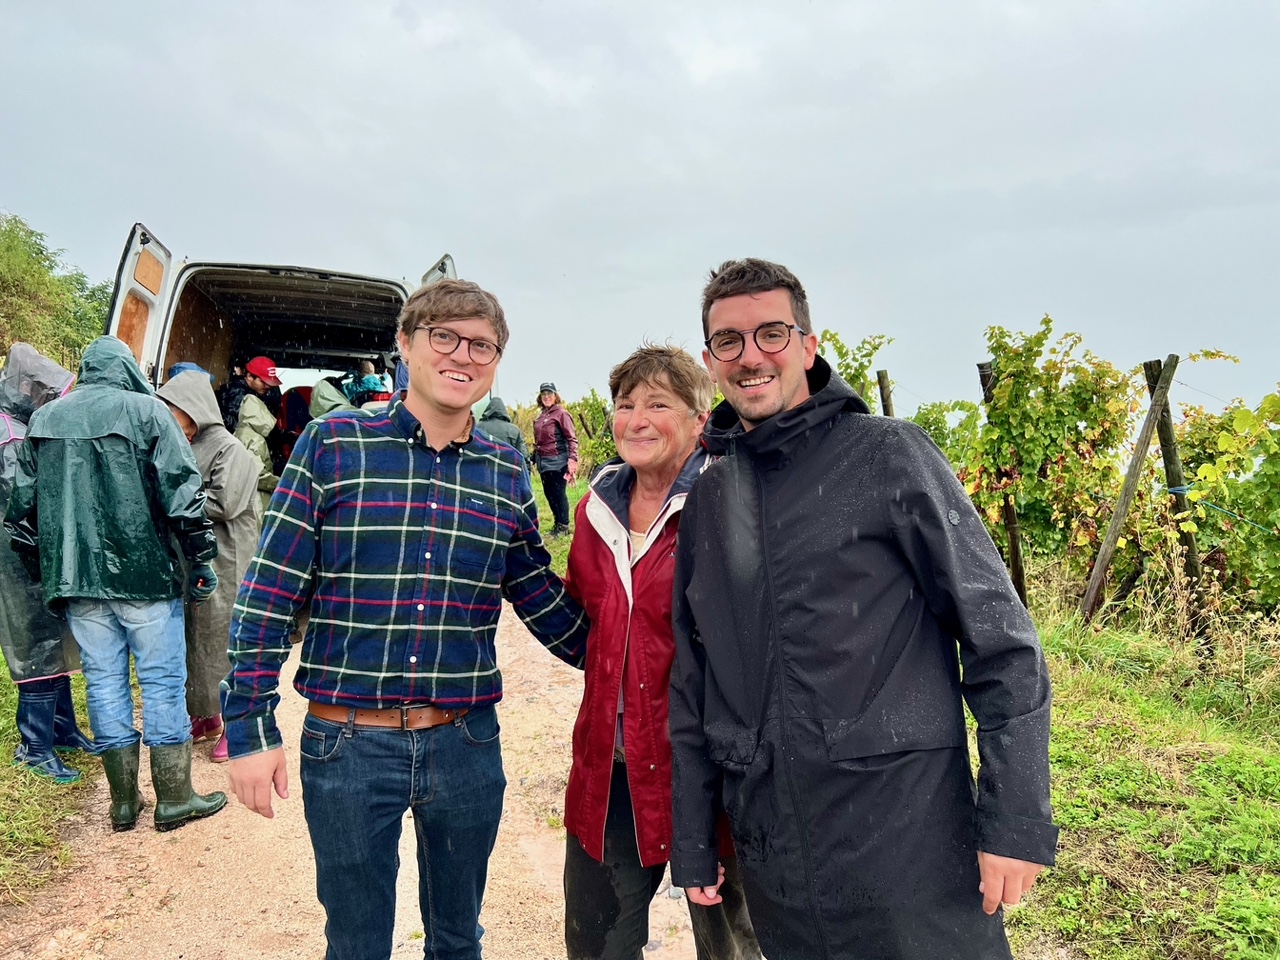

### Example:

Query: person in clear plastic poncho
xmin=0 ymin=343 xmax=97 ymax=784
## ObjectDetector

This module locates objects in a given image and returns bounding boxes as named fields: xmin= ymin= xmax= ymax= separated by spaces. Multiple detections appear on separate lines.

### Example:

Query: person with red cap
xmin=233 ymin=357 xmax=282 ymax=518
xmin=216 ymin=355 xmax=281 ymax=434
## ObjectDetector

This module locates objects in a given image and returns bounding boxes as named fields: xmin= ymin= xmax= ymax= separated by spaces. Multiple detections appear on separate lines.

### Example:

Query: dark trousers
xmin=565 ymin=761 xmax=762 ymax=960
xmin=540 ymin=469 xmax=571 ymax=528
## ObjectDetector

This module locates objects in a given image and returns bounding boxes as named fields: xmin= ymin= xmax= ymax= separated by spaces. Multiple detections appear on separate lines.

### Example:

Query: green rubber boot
xmin=101 ymin=743 xmax=144 ymax=831
xmin=150 ymin=741 xmax=227 ymax=832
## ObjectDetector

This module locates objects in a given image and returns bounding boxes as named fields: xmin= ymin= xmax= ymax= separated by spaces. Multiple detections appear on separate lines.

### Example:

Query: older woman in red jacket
xmin=563 ymin=345 xmax=759 ymax=960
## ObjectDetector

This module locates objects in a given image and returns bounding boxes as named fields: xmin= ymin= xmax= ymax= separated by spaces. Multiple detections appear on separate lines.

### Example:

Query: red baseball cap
xmin=245 ymin=356 xmax=281 ymax=387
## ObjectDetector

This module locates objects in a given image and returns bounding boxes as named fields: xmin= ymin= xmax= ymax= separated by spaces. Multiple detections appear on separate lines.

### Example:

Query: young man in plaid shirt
xmin=222 ymin=279 xmax=588 ymax=960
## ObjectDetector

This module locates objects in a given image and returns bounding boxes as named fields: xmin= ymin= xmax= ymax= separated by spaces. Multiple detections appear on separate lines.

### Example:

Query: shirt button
xmin=639 ymin=683 xmax=645 ymax=690
xmin=436 ymin=457 xmax=441 ymax=464
xmin=417 ymin=603 xmax=425 ymax=611
xmin=431 ymin=502 xmax=438 ymax=509
xmin=649 ymin=764 xmax=656 ymax=771
xmin=424 ymin=552 xmax=431 ymax=559
xmin=409 ymin=656 xmax=417 ymax=664
xmin=660 ymin=843 xmax=666 ymax=850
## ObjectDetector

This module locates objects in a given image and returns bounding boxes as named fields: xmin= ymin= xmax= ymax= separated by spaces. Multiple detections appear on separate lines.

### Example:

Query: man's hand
xmin=685 ymin=862 xmax=727 ymax=907
xmin=565 ymin=460 xmax=578 ymax=484
xmin=977 ymin=851 xmax=1045 ymax=915
xmin=189 ymin=562 xmax=218 ymax=603
xmin=227 ymin=746 xmax=289 ymax=818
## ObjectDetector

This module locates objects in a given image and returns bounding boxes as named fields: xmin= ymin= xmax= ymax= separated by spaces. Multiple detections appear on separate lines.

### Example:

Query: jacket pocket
xmin=822 ymin=706 xmax=965 ymax=763
xmin=706 ymin=726 xmax=759 ymax=767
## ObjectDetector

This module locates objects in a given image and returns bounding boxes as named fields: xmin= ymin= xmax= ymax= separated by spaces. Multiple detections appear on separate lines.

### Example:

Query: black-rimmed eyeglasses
xmin=704 ymin=322 xmax=799 ymax=362
xmin=414 ymin=326 xmax=503 ymax=366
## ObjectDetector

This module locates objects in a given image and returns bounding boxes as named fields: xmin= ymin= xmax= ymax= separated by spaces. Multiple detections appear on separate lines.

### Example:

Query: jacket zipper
xmin=755 ymin=464 xmax=831 ymax=959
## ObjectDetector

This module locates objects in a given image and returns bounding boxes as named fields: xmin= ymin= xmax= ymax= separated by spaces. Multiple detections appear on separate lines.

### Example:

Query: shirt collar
xmin=390 ymin=397 xmax=475 ymax=451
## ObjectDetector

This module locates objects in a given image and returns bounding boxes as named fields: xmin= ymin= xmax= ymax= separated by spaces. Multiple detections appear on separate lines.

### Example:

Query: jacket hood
xmin=0 ymin=343 xmax=74 ymax=424
xmin=237 ymin=394 xmax=277 ymax=438
xmin=77 ymin=337 xmax=153 ymax=395
xmin=309 ymin=379 xmax=356 ymax=418
xmin=702 ymin=354 xmax=869 ymax=457
xmin=481 ymin=397 xmax=511 ymax=422
xmin=156 ymin=371 xmax=224 ymax=433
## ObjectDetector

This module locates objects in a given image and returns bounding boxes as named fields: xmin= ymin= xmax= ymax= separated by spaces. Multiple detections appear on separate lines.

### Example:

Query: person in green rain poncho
xmin=5 ymin=336 xmax=228 ymax=832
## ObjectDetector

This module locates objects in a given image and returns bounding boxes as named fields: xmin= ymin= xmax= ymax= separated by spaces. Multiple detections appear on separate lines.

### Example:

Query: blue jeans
xmin=65 ymin=598 xmax=189 ymax=751
xmin=300 ymin=705 xmax=506 ymax=960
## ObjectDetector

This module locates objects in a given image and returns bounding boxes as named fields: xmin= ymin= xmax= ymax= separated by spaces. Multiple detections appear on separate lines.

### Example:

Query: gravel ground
xmin=0 ymin=606 xmax=697 ymax=959
xmin=0 ymin=605 xmax=1070 ymax=960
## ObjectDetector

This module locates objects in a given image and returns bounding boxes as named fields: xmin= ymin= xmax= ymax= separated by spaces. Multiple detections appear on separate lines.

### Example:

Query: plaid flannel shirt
xmin=221 ymin=398 xmax=588 ymax=758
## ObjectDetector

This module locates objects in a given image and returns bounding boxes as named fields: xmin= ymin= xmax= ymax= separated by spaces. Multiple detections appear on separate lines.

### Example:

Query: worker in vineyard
xmin=222 ymin=278 xmax=589 ymax=960
xmin=668 ymin=258 xmax=1059 ymax=960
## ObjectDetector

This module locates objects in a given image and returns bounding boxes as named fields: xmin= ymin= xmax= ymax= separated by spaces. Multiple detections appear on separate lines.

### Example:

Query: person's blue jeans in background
xmin=300 ymin=704 xmax=506 ymax=960
xmin=65 ymin=598 xmax=189 ymax=751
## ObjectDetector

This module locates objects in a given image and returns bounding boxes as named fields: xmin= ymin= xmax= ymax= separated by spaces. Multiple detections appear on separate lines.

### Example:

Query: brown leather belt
xmin=307 ymin=701 xmax=468 ymax=731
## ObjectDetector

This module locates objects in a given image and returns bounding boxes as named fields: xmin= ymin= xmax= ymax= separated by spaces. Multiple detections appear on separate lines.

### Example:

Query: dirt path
xmin=0 ymin=607 xmax=697 ymax=959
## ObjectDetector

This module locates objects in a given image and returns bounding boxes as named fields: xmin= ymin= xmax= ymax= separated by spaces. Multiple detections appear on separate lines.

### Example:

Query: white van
xmin=105 ymin=222 xmax=455 ymax=387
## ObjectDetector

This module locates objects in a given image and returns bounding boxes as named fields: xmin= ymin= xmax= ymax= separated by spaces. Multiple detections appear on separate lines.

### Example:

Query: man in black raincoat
xmin=5 ymin=336 xmax=228 ymax=832
xmin=0 ymin=344 xmax=97 ymax=784
xmin=668 ymin=259 xmax=1058 ymax=960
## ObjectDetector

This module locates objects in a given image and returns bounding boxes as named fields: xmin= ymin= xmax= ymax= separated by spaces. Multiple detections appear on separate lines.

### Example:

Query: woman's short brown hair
xmin=397 ymin=278 xmax=509 ymax=350
xmin=608 ymin=344 xmax=715 ymax=414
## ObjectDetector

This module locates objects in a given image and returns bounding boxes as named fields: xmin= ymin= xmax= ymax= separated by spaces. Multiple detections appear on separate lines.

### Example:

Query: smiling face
xmin=396 ymin=316 xmax=499 ymax=420
xmin=702 ymin=288 xmax=818 ymax=429
xmin=612 ymin=378 xmax=709 ymax=479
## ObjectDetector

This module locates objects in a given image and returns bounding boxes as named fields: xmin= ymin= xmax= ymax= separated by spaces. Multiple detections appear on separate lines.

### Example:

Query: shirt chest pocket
xmin=447 ymin=496 xmax=511 ymax=586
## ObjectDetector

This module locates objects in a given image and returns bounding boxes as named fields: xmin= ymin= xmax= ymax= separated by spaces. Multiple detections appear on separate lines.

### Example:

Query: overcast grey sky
xmin=2 ymin=1 xmax=1277 ymax=413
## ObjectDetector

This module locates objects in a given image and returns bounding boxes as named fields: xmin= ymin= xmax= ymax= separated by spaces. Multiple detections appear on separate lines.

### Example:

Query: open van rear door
xmin=421 ymin=253 xmax=457 ymax=287
xmin=106 ymin=223 xmax=173 ymax=377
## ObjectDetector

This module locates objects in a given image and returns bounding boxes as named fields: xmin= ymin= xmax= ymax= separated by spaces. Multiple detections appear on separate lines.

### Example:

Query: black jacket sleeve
xmin=884 ymin=422 xmax=1059 ymax=866
xmin=667 ymin=492 xmax=723 ymax=888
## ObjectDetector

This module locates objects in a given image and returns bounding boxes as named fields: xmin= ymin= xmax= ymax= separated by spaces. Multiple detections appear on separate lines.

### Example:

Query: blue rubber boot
xmin=12 ymin=680 xmax=82 ymax=785
xmin=51 ymin=674 xmax=100 ymax=755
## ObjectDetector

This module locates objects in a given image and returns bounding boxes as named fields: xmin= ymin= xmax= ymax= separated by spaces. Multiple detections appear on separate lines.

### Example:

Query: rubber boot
xmin=51 ymin=674 xmax=100 ymax=755
xmin=150 ymin=741 xmax=227 ymax=832
xmin=101 ymin=742 xmax=144 ymax=831
xmin=11 ymin=681 xmax=82 ymax=785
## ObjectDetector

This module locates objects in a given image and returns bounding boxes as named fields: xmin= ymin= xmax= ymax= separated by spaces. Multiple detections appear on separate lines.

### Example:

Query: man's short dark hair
xmin=700 ymin=258 xmax=811 ymax=338
xmin=398 ymin=278 xmax=509 ymax=351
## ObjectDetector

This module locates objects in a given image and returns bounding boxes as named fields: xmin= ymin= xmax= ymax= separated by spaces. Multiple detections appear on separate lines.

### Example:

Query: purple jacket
xmin=533 ymin=404 xmax=578 ymax=472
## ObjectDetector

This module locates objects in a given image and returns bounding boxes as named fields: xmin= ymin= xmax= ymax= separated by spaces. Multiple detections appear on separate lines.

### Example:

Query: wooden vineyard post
xmin=1143 ymin=357 xmax=1211 ymax=654
xmin=876 ymin=370 xmax=895 ymax=417
xmin=977 ymin=361 xmax=1028 ymax=607
xmin=1080 ymin=355 xmax=1178 ymax=622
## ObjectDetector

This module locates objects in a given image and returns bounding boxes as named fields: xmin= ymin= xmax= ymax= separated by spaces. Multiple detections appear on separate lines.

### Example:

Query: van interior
xmin=158 ymin=265 xmax=406 ymax=386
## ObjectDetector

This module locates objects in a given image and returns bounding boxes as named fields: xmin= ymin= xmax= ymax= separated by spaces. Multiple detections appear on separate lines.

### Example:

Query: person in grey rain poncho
xmin=157 ymin=370 xmax=262 ymax=764
xmin=0 ymin=344 xmax=97 ymax=784
xmin=669 ymin=260 xmax=1058 ymax=960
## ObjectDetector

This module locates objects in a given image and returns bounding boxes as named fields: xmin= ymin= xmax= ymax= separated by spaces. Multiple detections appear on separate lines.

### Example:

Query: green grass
xmin=531 ymin=474 xmax=589 ymax=576
xmin=0 ymin=672 xmax=99 ymax=905
xmin=1006 ymin=616 xmax=1280 ymax=960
